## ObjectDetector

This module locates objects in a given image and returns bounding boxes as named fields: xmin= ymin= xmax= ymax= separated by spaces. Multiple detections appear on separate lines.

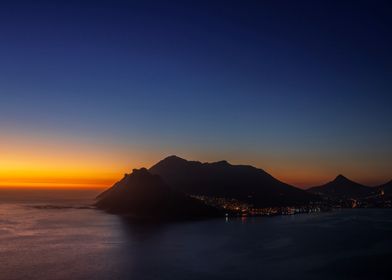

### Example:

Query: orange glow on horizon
xmin=0 ymin=182 xmax=108 ymax=189
xmin=1 ymin=130 xmax=389 ymax=189
xmin=0 ymin=130 xmax=157 ymax=189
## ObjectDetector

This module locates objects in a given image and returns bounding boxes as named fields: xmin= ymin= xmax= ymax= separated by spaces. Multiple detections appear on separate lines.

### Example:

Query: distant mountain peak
xmin=334 ymin=174 xmax=349 ymax=182
xmin=161 ymin=155 xmax=188 ymax=163
xmin=308 ymin=174 xmax=372 ymax=198
xmin=165 ymin=155 xmax=184 ymax=160
xmin=162 ymin=156 xmax=234 ymax=166
xmin=151 ymin=155 xmax=203 ymax=170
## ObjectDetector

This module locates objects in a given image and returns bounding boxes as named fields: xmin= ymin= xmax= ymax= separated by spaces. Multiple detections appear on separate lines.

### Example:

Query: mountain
xmin=307 ymin=175 xmax=374 ymax=199
xmin=149 ymin=155 xmax=317 ymax=207
xmin=378 ymin=180 xmax=392 ymax=195
xmin=96 ymin=168 xmax=220 ymax=220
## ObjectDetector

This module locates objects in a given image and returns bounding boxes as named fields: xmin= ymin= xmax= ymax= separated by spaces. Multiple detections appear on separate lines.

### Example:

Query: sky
xmin=0 ymin=0 xmax=391 ymax=188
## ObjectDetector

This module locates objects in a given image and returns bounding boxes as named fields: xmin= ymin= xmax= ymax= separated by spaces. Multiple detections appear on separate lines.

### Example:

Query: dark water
xmin=0 ymin=189 xmax=391 ymax=280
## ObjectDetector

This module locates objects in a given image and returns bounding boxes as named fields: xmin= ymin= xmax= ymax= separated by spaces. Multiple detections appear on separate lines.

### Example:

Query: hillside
xmin=308 ymin=175 xmax=374 ymax=199
xmin=149 ymin=155 xmax=317 ymax=207
xmin=96 ymin=168 xmax=220 ymax=220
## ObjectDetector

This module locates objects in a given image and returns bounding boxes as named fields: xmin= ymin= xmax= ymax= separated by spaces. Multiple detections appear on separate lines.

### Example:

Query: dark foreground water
xmin=0 ymin=189 xmax=391 ymax=280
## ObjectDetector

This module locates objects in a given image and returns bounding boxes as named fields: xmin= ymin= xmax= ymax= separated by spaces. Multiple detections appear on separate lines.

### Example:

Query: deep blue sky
xmin=1 ymin=0 xmax=391 ymax=187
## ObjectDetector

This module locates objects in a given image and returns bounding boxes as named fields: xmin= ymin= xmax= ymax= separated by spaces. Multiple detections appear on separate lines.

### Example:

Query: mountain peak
xmin=162 ymin=155 xmax=187 ymax=162
xmin=334 ymin=174 xmax=349 ymax=182
xmin=308 ymin=174 xmax=372 ymax=199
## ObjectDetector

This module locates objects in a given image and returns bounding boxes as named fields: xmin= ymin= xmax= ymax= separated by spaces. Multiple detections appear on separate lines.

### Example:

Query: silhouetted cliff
xmin=96 ymin=168 xmax=220 ymax=220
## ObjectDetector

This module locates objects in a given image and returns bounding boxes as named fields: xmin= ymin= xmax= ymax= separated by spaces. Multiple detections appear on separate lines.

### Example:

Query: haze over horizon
xmin=1 ymin=0 xmax=391 ymax=188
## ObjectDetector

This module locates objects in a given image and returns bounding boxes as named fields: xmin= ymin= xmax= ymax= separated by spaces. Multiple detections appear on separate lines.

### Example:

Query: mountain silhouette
xmin=378 ymin=180 xmax=392 ymax=195
xmin=149 ymin=155 xmax=317 ymax=207
xmin=96 ymin=168 xmax=220 ymax=220
xmin=307 ymin=175 xmax=373 ymax=199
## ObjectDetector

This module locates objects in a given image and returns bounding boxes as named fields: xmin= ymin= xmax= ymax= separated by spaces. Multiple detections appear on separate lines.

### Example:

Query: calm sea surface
xmin=0 ymin=189 xmax=391 ymax=280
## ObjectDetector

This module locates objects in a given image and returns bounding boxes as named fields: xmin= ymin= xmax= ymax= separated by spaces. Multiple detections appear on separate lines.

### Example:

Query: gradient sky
xmin=1 ymin=0 xmax=391 ymax=188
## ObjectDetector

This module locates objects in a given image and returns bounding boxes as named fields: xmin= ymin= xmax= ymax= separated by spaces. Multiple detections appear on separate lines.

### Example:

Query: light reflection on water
xmin=0 ymin=189 xmax=391 ymax=280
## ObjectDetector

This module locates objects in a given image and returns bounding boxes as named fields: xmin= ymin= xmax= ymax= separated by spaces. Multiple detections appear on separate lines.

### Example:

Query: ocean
xmin=0 ymin=188 xmax=391 ymax=280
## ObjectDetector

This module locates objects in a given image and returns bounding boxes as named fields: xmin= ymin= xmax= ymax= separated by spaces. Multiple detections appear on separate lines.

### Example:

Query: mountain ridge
xmin=307 ymin=175 xmax=374 ymax=199
xmin=149 ymin=155 xmax=317 ymax=207
xmin=378 ymin=180 xmax=392 ymax=195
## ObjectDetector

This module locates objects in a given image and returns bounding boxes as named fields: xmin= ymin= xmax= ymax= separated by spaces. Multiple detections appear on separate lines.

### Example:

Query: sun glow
xmin=0 ymin=130 xmax=152 ymax=188
xmin=1 ymin=129 xmax=389 ymax=189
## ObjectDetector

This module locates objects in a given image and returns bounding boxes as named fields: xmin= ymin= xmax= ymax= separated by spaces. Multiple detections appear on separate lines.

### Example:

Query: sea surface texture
xmin=0 ymin=189 xmax=391 ymax=280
